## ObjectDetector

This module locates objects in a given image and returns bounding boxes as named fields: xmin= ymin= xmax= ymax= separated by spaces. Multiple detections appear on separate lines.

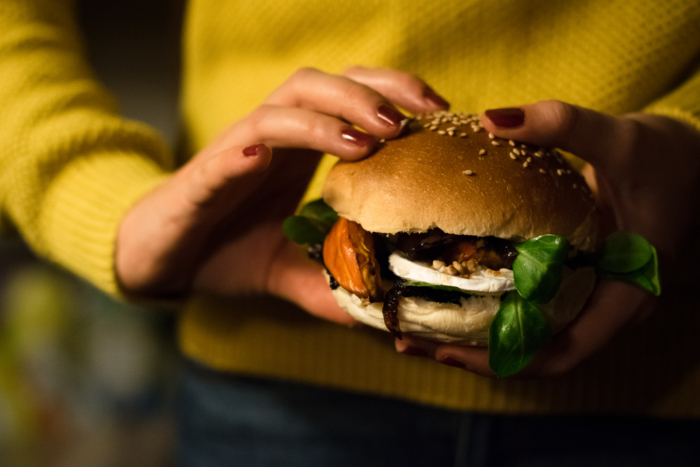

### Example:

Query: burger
xmin=284 ymin=110 xmax=615 ymax=376
xmin=319 ymin=112 xmax=598 ymax=344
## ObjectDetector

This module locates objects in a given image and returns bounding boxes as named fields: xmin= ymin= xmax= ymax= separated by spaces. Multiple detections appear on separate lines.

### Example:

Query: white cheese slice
xmin=388 ymin=251 xmax=515 ymax=294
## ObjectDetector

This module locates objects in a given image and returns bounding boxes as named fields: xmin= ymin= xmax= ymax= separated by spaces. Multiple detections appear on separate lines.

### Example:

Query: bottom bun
xmin=329 ymin=267 xmax=596 ymax=345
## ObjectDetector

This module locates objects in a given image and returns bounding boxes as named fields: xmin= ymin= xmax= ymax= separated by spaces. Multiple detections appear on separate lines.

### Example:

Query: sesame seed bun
xmin=322 ymin=112 xmax=598 ymax=251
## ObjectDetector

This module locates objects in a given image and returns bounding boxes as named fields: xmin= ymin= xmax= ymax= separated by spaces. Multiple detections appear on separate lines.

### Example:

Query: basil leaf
xmin=598 ymin=231 xmax=652 ymax=273
xmin=282 ymin=216 xmax=326 ymax=245
xmin=403 ymin=280 xmax=468 ymax=294
xmin=299 ymin=199 xmax=339 ymax=230
xmin=513 ymin=235 xmax=570 ymax=304
xmin=598 ymin=244 xmax=661 ymax=296
xmin=488 ymin=291 xmax=552 ymax=378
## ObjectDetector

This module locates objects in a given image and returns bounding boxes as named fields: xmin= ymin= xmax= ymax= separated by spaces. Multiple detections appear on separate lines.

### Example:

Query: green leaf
xmin=513 ymin=235 xmax=570 ymax=304
xmin=402 ymin=280 xmax=469 ymax=294
xmin=282 ymin=216 xmax=326 ymax=245
xmin=598 ymin=244 xmax=661 ymax=296
xmin=598 ymin=231 xmax=652 ymax=273
xmin=299 ymin=199 xmax=339 ymax=230
xmin=488 ymin=291 xmax=552 ymax=378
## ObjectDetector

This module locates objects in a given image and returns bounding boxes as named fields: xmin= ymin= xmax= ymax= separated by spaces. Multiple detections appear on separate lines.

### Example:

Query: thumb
xmin=181 ymin=143 xmax=274 ymax=207
xmin=481 ymin=100 xmax=632 ymax=173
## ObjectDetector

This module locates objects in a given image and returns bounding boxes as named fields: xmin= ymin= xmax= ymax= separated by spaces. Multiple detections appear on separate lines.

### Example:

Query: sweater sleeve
xmin=645 ymin=61 xmax=700 ymax=132
xmin=0 ymin=0 xmax=172 ymax=296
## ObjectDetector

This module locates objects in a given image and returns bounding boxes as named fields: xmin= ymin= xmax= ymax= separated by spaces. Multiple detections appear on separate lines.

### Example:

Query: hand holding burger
xmin=397 ymin=101 xmax=700 ymax=378
xmin=289 ymin=100 xmax=675 ymax=377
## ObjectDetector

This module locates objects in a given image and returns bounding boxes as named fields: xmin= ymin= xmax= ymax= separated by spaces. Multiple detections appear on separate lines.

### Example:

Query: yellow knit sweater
xmin=3 ymin=0 xmax=700 ymax=416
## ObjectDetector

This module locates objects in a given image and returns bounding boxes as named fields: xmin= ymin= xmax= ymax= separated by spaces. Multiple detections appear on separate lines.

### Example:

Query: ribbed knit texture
xmin=3 ymin=0 xmax=700 ymax=415
xmin=0 ymin=0 xmax=172 ymax=294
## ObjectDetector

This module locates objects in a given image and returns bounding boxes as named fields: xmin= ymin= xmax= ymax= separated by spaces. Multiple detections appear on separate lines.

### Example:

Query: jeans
xmin=177 ymin=361 xmax=700 ymax=467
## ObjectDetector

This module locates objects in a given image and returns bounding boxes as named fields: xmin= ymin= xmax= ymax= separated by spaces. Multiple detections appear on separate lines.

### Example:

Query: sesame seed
xmin=488 ymin=133 xmax=495 ymax=139
xmin=448 ymin=130 xmax=454 ymax=136
xmin=513 ymin=148 xmax=521 ymax=155
xmin=447 ymin=127 xmax=456 ymax=132
xmin=521 ymin=144 xmax=527 ymax=149
xmin=539 ymin=169 xmax=547 ymax=174
xmin=523 ymin=161 xmax=529 ymax=168
xmin=438 ymin=130 xmax=446 ymax=135
xmin=429 ymin=125 xmax=438 ymax=131
xmin=527 ymin=157 xmax=532 ymax=162
xmin=423 ymin=123 xmax=431 ymax=128
xmin=460 ymin=132 xmax=468 ymax=138
xmin=557 ymin=169 xmax=564 ymax=176
xmin=463 ymin=170 xmax=474 ymax=175
xmin=509 ymin=140 xmax=515 ymax=146
xmin=510 ymin=153 xmax=517 ymax=160
xmin=378 ymin=138 xmax=386 ymax=143
xmin=478 ymin=149 xmax=486 ymax=155
xmin=535 ymin=150 xmax=544 ymax=157
xmin=492 ymin=140 xmax=501 ymax=146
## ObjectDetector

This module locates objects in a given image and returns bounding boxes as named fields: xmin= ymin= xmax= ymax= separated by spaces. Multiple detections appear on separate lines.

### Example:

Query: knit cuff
xmin=643 ymin=106 xmax=700 ymax=133
xmin=38 ymin=151 xmax=170 ymax=297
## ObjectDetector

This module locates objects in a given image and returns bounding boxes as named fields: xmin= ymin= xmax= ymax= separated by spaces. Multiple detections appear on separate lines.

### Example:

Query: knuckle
xmin=547 ymin=99 xmax=580 ymax=140
xmin=342 ymin=81 xmax=374 ymax=106
xmin=342 ymin=64 xmax=366 ymax=77
xmin=290 ymin=66 xmax=320 ymax=82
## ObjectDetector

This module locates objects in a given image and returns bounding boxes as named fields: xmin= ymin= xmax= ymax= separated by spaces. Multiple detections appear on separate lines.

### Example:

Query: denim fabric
xmin=177 ymin=362 xmax=700 ymax=467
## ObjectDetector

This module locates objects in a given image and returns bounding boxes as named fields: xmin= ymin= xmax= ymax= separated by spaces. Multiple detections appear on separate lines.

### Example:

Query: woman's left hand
xmin=395 ymin=100 xmax=700 ymax=378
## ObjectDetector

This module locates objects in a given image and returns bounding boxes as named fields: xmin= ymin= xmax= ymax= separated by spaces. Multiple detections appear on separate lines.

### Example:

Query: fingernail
xmin=439 ymin=356 xmax=466 ymax=369
xmin=377 ymin=104 xmax=407 ymax=128
xmin=243 ymin=144 xmax=263 ymax=156
xmin=341 ymin=128 xmax=373 ymax=147
xmin=484 ymin=108 xmax=525 ymax=128
xmin=400 ymin=346 xmax=428 ymax=357
xmin=424 ymin=88 xmax=450 ymax=110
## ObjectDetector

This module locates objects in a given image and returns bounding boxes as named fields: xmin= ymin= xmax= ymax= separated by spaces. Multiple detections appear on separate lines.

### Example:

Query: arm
xmin=0 ymin=0 xmax=171 ymax=294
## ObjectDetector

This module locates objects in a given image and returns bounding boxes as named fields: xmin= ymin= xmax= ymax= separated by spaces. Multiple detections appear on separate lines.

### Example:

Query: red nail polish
xmin=484 ymin=108 xmax=525 ymax=128
xmin=401 ymin=346 xmax=428 ymax=357
xmin=243 ymin=144 xmax=263 ymax=156
xmin=424 ymin=88 xmax=450 ymax=110
xmin=377 ymin=104 xmax=406 ymax=128
xmin=341 ymin=128 xmax=373 ymax=147
xmin=439 ymin=356 xmax=466 ymax=369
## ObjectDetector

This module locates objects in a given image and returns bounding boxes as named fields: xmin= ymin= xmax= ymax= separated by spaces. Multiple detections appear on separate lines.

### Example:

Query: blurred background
xmin=0 ymin=1 xmax=183 ymax=465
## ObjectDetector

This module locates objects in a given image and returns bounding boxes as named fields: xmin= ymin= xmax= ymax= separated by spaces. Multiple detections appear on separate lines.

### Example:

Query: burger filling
xmin=322 ymin=217 xmax=520 ymax=338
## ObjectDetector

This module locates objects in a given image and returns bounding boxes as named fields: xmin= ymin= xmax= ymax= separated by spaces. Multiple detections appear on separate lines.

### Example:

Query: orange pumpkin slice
xmin=323 ymin=217 xmax=384 ymax=303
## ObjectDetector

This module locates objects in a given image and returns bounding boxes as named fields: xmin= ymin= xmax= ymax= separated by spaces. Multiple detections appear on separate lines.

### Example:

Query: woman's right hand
xmin=116 ymin=66 xmax=449 ymax=324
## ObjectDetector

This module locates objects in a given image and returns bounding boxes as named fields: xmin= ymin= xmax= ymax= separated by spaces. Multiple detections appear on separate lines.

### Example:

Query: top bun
xmin=322 ymin=112 xmax=598 ymax=251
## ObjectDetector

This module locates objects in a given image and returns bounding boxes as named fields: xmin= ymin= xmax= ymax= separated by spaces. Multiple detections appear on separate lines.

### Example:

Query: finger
xmin=434 ymin=345 xmax=494 ymax=377
xmin=266 ymin=240 xmax=359 ymax=326
xmin=520 ymin=281 xmax=654 ymax=377
xmin=265 ymin=67 xmax=409 ymax=140
xmin=343 ymin=65 xmax=450 ymax=114
xmin=394 ymin=334 xmax=440 ymax=358
xmin=481 ymin=100 xmax=634 ymax=173
xmin=238 ymin=105 xmax=380 ymax=160
xmin=434 ymin=281 xmax=655 ymax=379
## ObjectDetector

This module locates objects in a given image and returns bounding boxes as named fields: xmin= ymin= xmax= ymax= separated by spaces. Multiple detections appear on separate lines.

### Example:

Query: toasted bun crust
xmin=329 ymin=266 xmax=596 ymax=344
xmin=323 ymin=112 xmax=598 ymax=250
